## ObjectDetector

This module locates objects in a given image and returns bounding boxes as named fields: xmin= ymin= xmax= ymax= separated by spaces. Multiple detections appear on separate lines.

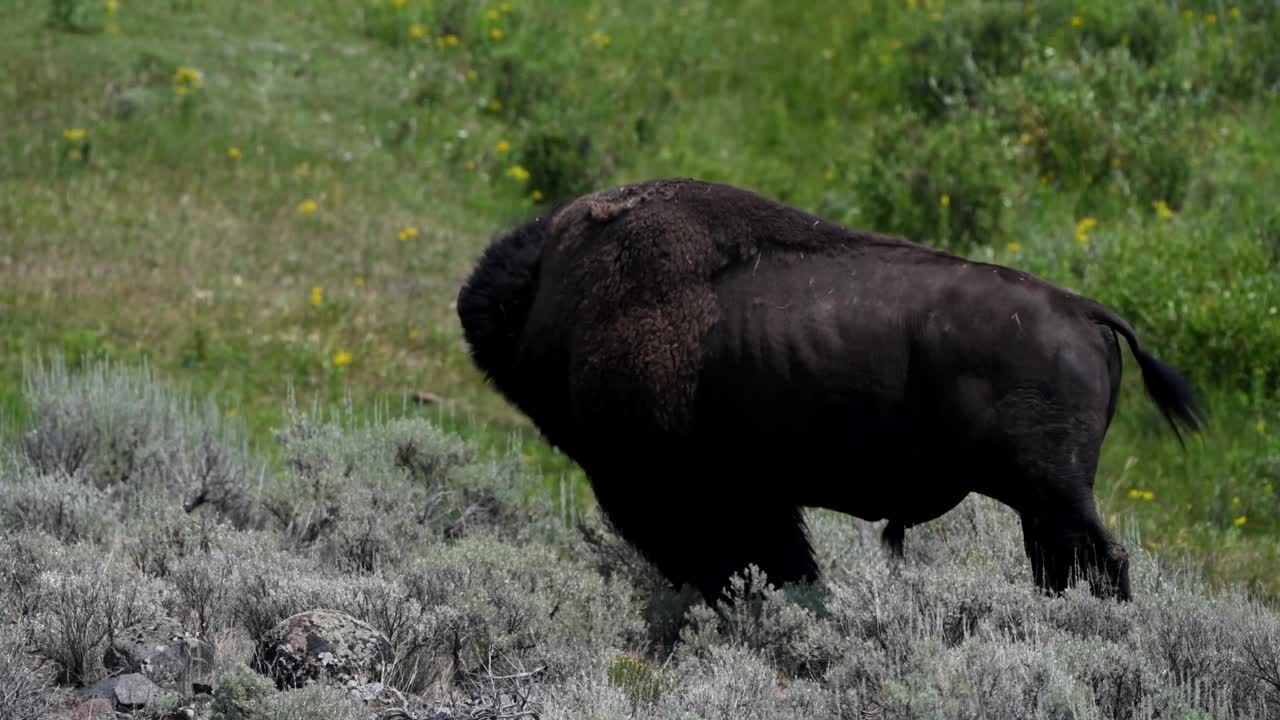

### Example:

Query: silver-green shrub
xmin=20 ymin=357 xmax=257 ymax=526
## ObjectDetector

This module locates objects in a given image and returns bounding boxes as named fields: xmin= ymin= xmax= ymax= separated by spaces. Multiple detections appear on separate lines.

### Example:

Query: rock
xmin=255 ymin=609 xmax=393 ymax=689
xmin=104 ymin=617 xmax=215 ymax=695
xmin=77 ymin=677 xmax=117 ymax=702
xmin=114 ymin=672 xmax=160 ymax=708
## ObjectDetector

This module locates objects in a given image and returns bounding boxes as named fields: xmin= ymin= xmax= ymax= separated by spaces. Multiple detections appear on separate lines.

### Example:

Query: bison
xmin=456 ymin=178 xmax=1203 ymax=602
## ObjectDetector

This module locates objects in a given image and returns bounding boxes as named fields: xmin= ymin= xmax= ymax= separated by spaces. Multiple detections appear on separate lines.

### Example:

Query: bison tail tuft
xmin=1088 ymin=304 xmax=1206 ymax=445
xmin=1131 ymin=344 xmax=1206 ymax=445
xmin=457 ymin=212 xmax=551 ymax=385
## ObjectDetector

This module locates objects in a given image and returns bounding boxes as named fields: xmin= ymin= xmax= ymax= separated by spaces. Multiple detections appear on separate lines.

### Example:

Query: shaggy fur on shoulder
xmin=457 ymin=178 xmax=1204 ymax=602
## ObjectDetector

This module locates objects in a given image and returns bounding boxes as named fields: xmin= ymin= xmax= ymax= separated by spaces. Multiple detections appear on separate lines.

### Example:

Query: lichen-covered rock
xmin=104 ymin=618 xmax=215 ymax=695
xmin=255 ymin=609 xmax=393 ymax=689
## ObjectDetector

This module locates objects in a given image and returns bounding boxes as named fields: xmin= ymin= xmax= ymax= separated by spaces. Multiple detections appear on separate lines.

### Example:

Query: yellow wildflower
xmin=1127 ymin=488 xmax=1154 ymax=501
xmin=353 ymin=277 xmax=365 ymax=288
xmin=465 ymin=160 xmax=477 ymax=172
xmin=495 ymin=139 xmax=511 ymax=154
xmin=940 ymin=194 xmax=950 ymax=207
xmin=410 ymin=23 xmax=427 ymax=39
xmin=1257 ymin=418 xmax=1266 ymax=434
xmin=1154 ymin=200 xmax=1174 ymax=220
xmin=226 ymin=407 xmax=238 ymax=417
xmin=1204 ymin=14 xmax=1216 ymax=25
xmin=466 ymin=68 xmax=478 ymax=80
xmin=297 ymin=199 xmax=319 ymax=215
xmin=408 ymin=328 xmax=420 ymax=340
xmin=530 ymin=189 xmax=544 ymax=202
xmin=1006 ymin=242 xmax=1022 ymax=254
xmin=445 ymin=33 xmax=460 ymax=46
xmin=501 ymin=1 xmax=512 ymax=11
xmin=391 ymin=0 xmax=406 ymax=8
xmin=310 ymin=286 xmax=323 ymax=307
xmin=62 ymin=128 xmax=87 ymax=141
xmin=1232 ymin=496 xmax=1241 ymax=505
xmin=486 ymin=9 xmax=500 ymax=20
xmin=490 ymin=27 xmax=504 ymax=41
xmin=174 ymin=66 xmax=203 ymax=87
xmin=332 ymin=350 xmax=353 ymax=367
xmin=1234 ymin=515 xmax=1247 ymax=527
xmin=823 ymin=169 xmax=835 ymax=182
xmin=1075 ymin=216 xmax=1098 ymax=245
xmin=175 ymin=86 xmax=190 ymax=97
xmin=488 ymin=97 xmax=503 ymax=112
xmin=1230 ymin=7 xmax=1241 ymax=18
xmin=1070 ymin=15 xmax=1083 ymax=28
xmin=227 ymin=146 xmax=242 ymax=160
xmin=590 ymin=31 xmax=611 ymax=48
xmin=106 ymin=0 xmax=119 ymax=15
xmin=506 ymin=164 xmax=530 ymax=182
xmin=397 ymin=225 xmax=419 ymax=241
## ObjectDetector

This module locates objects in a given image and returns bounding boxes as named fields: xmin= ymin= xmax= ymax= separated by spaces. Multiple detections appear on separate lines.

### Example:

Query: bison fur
xmin=457 ymin=178 xmax=1204 ymax=602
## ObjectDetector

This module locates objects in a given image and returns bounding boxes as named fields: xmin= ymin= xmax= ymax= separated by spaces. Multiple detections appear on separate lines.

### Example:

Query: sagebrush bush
xmin=210 ymin=664 xmax=276 ymax=720
xmin=266 ymin=410 xmax=554 ymax=569
xmin=259 ymin=685 xmax=368 ymax=720
xmin=20 ymin=357 xmax=256 ymax=526
xmin=0 ymin=462 xmax=114 ymax=543
xmin=25 ymin=567 xmax=169 ymax=685
xmin=0 ymin=627 xmax=64 ymax=720
xmin=392 ymin=535 xmax=644 ymax=691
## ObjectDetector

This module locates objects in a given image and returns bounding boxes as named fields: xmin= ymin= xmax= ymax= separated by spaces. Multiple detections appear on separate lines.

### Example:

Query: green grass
xmin=1 ymin=0 xmax=1277 ymax=595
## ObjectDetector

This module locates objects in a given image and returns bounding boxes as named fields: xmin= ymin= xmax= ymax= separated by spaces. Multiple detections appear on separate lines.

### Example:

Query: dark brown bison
xmin=456 ymin=178 xmax=1203 ymax=602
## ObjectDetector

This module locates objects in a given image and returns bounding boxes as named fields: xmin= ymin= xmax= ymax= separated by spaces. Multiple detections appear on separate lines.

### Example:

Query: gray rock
xmin=114 ymin=672 xmax=160 ymax=708
xmin=77 ymin=677 xmax=118 ymax=702
xmin=104 ymin=618 xmax=215 ymax=695
xmin=255 ymin=609 xmax=393 ymax=689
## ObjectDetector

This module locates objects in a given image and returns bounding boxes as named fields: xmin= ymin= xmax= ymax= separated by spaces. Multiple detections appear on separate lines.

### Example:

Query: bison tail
xmin=1087 ymin=304 xmax=1206 ymax=445
xmin=457 ymin=212 xmax=552 ymax=384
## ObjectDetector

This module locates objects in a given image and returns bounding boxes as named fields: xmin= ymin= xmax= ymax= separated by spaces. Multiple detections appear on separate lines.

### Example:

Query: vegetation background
xmin=1 ymin=0 xmax=1279 ymax=716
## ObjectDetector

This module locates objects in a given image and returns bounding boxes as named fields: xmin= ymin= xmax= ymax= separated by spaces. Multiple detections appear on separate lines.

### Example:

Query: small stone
xmin=114 ymin=672 xmax=160 ymax=708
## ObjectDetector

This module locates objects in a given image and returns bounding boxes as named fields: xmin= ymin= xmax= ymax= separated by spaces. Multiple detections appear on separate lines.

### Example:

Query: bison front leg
xmin=590 ymin=469 xmax=820 ymax=602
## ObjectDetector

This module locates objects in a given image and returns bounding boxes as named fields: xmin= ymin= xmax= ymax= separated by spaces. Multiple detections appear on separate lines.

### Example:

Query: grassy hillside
xmin=1 ymin=0 xmax=1278 ymax=601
